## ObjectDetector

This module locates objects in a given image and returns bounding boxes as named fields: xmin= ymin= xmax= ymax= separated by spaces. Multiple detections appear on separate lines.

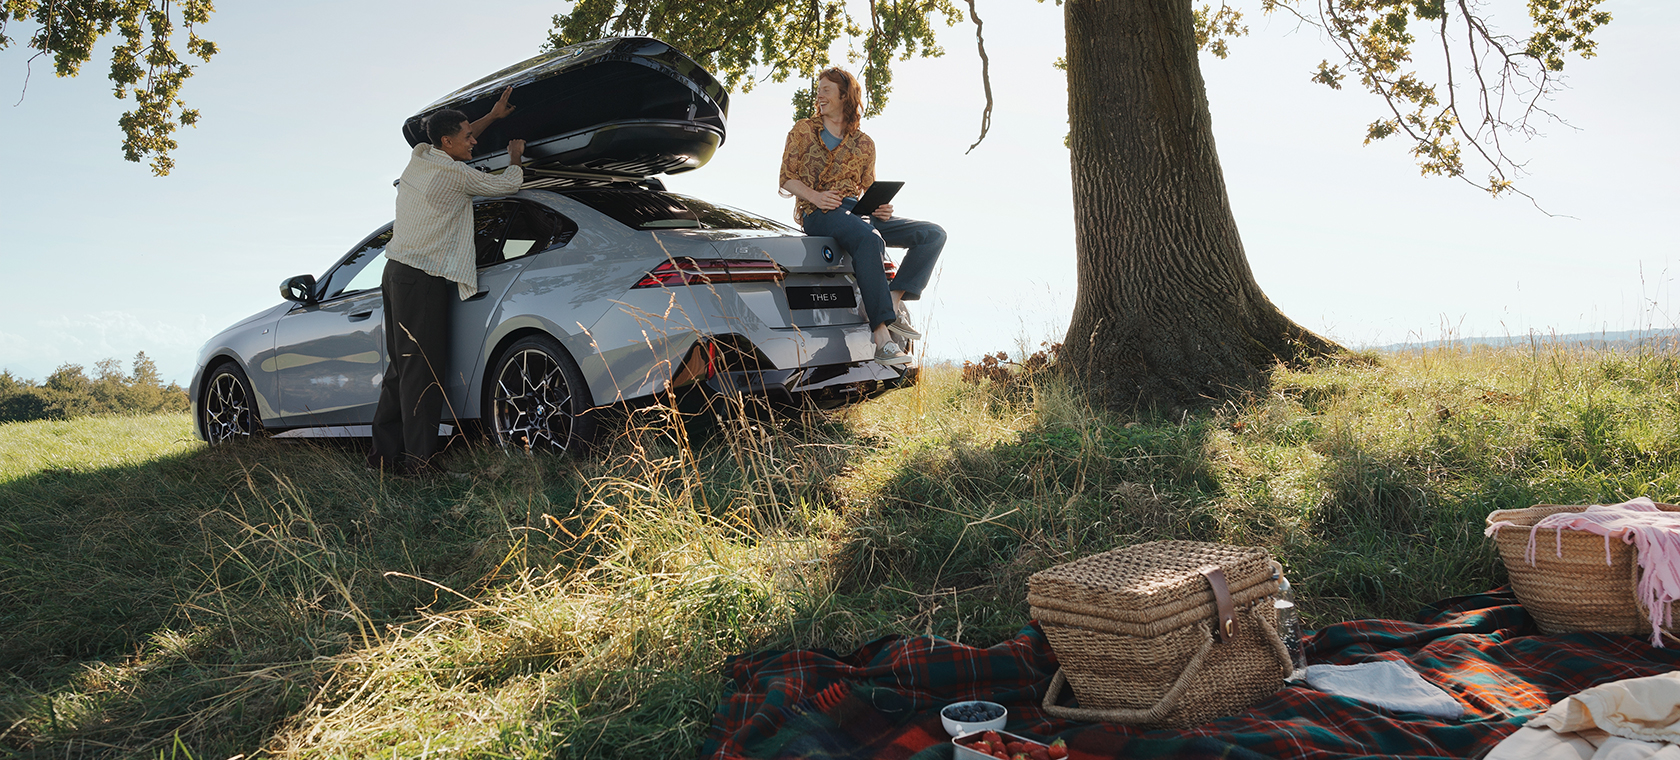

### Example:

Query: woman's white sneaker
xmin=874 ymin=341 xmax=914 ymax=366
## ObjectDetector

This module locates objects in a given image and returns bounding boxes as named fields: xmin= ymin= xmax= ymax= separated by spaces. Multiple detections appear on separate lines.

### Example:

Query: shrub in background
xmin=0 ymin=352 xmax=188 ymax=423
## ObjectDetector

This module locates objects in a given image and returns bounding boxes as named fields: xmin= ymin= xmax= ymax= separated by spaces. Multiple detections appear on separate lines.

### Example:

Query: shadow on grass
xmin=0 ymin=435 xmax=600 ymax=757
xmin=803 ymin=405 xmax=1232 ymax=651
xmin=0 ymin=402 xmax=864 ymax=758
xmin=806 ymin=383 xmax=1521 ymax=652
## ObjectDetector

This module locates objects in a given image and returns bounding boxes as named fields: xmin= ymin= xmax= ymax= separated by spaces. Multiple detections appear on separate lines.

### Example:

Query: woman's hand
xmin=871 ymin=203 xmax=893 ymax=220
xmin=781 ymin=180 xmax=844 ymax=211
xmin=811 ymin=190 xmax=844 ymax=211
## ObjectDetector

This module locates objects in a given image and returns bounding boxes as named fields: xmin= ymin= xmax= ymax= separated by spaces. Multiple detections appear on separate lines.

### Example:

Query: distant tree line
xmin=0 ymin=352 xmax=189 ymax=424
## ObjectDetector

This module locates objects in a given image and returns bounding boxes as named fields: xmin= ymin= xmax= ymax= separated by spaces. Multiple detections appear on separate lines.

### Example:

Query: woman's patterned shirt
xmin=778 ymin=117 xmax=876 ymax=224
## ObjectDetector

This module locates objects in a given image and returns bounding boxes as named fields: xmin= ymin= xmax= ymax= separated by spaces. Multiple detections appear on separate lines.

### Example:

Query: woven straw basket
xmin=1028 ymin=541 xmax=1291 ymax=728
xmin=1486 ymin=503 xmax=1680 ymax=638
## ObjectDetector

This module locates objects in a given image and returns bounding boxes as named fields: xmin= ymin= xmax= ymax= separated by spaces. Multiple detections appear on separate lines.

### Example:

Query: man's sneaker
xmin=885 ymin=318 xmax=923 ymax=343
xmin=874 ymin=341 xmax=914 ymax=367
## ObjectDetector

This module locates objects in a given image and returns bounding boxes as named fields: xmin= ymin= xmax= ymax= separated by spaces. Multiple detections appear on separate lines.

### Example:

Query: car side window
xmin=320 ymin=228 xmax=394 ymax=301
xmin=474 ymin=200 xmax=577 ymax=268
xmin=473 ymin=202 xmax=518 ymax=268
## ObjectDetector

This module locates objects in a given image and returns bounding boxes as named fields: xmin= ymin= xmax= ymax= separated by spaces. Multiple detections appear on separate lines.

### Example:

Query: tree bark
xmin=1060 ymin=0 xmax=1341 ymax=410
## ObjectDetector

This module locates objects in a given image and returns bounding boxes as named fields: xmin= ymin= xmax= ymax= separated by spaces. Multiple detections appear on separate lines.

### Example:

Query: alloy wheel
xmin=492 ymin=347 xmax=578 ymax=453
xmin=203 ymin=368 xmax=256 ymax=443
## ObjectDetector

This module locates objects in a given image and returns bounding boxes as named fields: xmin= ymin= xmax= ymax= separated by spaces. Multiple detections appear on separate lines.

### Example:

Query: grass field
xmin=0 ymin=414 xmax=197 ymax=482
xmin=5 ymin=344 xmax=1680 ymax=757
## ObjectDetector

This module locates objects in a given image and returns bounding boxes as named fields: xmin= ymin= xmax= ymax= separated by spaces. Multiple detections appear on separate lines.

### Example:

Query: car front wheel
xmin=201 ymin=363 xmax=263 ymax=444
xmin=488 ymin=334 xmax=595 ymax=454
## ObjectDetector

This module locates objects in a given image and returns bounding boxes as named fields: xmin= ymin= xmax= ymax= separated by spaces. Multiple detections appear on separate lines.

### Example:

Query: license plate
xmin=786 ymin=285 xmax=856 ymax=310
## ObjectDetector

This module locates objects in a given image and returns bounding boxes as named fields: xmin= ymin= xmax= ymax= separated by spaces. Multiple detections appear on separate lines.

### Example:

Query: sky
xmin=0 ymin=0 xmax=1675 ymax=385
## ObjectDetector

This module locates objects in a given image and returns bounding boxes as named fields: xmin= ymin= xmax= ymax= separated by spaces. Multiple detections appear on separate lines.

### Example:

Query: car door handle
xmin=348 ymin=310 xmax=374 ymax=320
xmin=464 ymin=291 xmax=488 ymax=301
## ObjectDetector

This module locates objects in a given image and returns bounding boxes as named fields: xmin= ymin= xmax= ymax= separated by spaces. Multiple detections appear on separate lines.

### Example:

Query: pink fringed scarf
xmin=1486 ymin=497 xmax=1680 ymax=647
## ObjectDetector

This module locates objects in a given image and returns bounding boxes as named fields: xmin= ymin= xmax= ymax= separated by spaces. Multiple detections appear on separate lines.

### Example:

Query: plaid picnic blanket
xmin=702 ymin=589 xmax=1680 ymax=759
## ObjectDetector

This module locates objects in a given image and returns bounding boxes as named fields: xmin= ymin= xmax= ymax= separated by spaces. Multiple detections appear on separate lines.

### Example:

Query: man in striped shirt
xmin=369 ymin=87 xmax=525 ymax=475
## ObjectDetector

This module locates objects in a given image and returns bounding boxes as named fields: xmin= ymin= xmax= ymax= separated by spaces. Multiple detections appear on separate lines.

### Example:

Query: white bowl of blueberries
xmin=941 ymin=700 xmax=1007 ymax=736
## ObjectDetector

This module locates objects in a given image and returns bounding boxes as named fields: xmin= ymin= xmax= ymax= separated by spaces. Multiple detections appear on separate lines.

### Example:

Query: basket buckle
xmin=1200 ymin=566 xmax=1237 ymax=643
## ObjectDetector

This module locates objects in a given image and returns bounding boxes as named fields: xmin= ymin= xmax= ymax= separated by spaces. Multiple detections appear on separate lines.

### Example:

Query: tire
xmin=200 ymin=363 xmax=263 ymax=444
xmin=487 ymin=334 xmax=596 ymax=454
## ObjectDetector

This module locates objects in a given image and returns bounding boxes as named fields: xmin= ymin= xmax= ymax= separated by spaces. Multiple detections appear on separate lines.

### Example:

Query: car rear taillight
xmin=631 ymin=257 xmax=787 ymax=288
xmin=883 ymin=260 xmax=898 ymax=280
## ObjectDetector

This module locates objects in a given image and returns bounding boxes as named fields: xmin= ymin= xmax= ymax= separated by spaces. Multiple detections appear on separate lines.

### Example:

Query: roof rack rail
xmin=392 ymin=167 xmax=666 ymax=192
xmin=520 ymin=167 xmax=666 ymax=192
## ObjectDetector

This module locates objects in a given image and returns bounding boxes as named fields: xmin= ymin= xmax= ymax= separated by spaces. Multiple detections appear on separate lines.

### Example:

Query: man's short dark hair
xmin=425 ymin=110 xmax=470 ymax=147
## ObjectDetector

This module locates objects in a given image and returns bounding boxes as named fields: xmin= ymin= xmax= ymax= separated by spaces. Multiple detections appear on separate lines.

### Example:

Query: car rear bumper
xmin=706 ymin=359 xmax=917 ymax=411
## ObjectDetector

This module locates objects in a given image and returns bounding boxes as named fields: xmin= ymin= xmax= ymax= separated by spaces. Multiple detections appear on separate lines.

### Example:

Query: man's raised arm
xmin=468 ymin=86 xmax=517 ymax=139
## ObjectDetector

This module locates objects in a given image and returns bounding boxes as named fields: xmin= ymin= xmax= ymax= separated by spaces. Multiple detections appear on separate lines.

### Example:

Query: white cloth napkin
xmin=1303 ymin=660 xmax=1463 ymax=719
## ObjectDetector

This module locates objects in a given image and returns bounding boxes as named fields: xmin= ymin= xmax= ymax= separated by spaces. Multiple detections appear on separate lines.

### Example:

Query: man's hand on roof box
xmin=488 ymin=86 xmax=517 ymax=120
xmin=467 ymin=87 xmax=519 ymax=143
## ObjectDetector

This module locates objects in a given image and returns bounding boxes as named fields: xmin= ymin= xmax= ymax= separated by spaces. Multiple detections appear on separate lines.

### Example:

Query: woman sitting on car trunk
xmin=778 ymin=67 xmax=946 ymax=368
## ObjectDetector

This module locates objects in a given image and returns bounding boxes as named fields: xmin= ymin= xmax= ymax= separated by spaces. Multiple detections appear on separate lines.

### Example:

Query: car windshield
xmin=563 ymin=189 xmax=796 ymax=233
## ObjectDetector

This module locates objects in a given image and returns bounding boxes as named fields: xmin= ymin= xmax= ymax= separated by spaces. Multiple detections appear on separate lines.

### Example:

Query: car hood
xmin=199 ymin=303 xmax=285 ymax=356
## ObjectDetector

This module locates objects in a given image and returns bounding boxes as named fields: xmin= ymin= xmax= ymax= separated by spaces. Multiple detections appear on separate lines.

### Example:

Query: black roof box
xmin=402 ymin=37 xmax=728 ymax=178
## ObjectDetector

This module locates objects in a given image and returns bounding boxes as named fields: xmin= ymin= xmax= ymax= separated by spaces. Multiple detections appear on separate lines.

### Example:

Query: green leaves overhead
xmin=1 ymin=0 xmax=217 ymax=176
xmin=552 ymin=0 xmax=1613 ymax=202
xmin=1275 ymin=0 xmax=1612 ymax=198
xmin=1527 ymin=0 xmax=1613 ymax=70
xmin=547 ymin=0 xmax=960 ymax=122
xmin=1194 ymin=3 xmax=1249 ymax=60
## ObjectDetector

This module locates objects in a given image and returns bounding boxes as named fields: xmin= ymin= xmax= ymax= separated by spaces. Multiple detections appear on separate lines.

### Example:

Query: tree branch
xmin=13 ymin=49 xmax=42 ymax=107
xmin=1438 ymin=2 xmax=1505 ymax=184
xmin=963 ymin=0 xmax=993 ymax=154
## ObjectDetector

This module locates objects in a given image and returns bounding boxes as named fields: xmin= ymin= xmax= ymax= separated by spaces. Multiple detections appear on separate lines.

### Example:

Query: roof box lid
xmin=402 ymin=37 xmax=729 ymax=178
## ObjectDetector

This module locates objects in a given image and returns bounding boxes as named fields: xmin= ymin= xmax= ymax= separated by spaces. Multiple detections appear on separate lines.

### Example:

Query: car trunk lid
xmin=708 ymin=236 xmax=866 ymax=329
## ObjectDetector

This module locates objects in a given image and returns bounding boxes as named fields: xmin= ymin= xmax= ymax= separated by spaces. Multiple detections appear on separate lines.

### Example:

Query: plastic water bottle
xmin=1274 ymin=570 xmax=1309 ymax=683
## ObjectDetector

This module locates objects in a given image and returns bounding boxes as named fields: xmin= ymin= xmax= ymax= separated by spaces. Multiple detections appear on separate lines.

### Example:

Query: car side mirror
xmin=280 ymin=274 xmax=318 ymax=304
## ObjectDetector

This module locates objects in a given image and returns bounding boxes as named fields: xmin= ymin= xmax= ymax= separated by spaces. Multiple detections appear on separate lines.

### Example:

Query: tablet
xmin=850 ymin=181 xmax=904 ymax=217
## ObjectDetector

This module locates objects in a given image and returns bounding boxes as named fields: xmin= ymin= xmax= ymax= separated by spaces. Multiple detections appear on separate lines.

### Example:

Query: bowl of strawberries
xmin=952 ymin=730 xmax=1068 ymax=760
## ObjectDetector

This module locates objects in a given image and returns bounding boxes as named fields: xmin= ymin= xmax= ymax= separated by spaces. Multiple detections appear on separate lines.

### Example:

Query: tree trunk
xmin=1060 ymin=0 xmax=1341 ymax=410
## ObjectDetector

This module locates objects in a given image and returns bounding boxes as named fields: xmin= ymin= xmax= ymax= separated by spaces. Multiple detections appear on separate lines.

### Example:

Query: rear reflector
xmin=632 ymin=257 xmax=788 ymax=289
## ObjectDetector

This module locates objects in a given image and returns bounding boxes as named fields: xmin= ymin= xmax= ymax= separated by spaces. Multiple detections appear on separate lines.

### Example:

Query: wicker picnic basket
xmin=1486 ymin=503 xmax=1680 ymax=638
xmin=1028 ymin=541 xmax=1292 ymax=728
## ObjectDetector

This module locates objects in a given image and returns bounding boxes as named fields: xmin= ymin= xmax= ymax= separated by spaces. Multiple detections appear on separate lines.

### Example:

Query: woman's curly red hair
xmin=817 ymin=67 xmax=863 ymax=132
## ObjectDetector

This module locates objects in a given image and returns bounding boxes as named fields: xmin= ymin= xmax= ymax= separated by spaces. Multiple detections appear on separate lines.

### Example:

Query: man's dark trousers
xmin=370 ymin=259 xmax=451 ymax=469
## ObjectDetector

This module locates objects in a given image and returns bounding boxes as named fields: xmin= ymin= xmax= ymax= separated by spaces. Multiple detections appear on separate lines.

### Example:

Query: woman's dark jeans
xmin=802 ymin=198 xmax=945 ymax=328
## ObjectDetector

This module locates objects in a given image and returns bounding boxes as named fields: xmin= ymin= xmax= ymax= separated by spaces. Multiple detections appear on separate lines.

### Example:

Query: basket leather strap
xmin=1201 ymin=566 xmax=1237 ymax=642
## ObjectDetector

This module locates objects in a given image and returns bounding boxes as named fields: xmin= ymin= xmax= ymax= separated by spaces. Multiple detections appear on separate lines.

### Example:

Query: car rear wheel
xmin=201 ymin=363 xmax=263 ymax=444
xmin=489 ymin=334 xmax=595 ymax=454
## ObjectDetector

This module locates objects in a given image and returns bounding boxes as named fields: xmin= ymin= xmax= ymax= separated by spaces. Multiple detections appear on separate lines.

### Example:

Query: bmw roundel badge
xmin=822 ymin=245 xmax=835 ymax=263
